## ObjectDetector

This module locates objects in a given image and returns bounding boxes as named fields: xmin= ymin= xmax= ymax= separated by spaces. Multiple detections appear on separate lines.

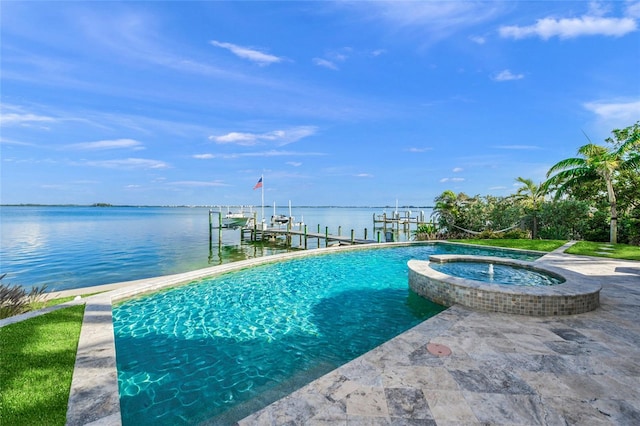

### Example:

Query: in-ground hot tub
xmin=408 ymin=255 xmax=601 ymax=316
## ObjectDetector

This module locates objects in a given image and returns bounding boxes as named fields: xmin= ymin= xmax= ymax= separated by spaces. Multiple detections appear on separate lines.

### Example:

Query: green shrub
xmin=581 ymin=209 xmax=610 ymax=242
xmin=537 ymin=200 xmax=591 ymax=240
xmin=474 ymin=230 xmax=502 ymax=239
xmin=538 ymin=225 xmax=571 ymax=240
xmin=414 ymin=223 xmax=439 ymax=240
xmin=619 ymin=217 xmax=640 ymax=246
xmin=503 ymin=229 xmax=530 ymax=239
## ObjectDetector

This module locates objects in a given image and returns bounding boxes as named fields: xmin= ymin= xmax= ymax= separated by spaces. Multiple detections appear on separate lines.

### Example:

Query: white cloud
xmin=370 ymin=49 xmax=387 ymax=57
xmin=193 ymin=153 xmax=215 ymax=159
xmin=0 ymin=137 xmax=36 ymax=146
xmin=286 ymin=161 xmax=302 ymax=167
xmin=583 ymin=100 xmax=640 ymax=123
xmin=358 ymin=2 xmax=504 ymax=35
xmin=210 ymin=126 xmax=318 ymax=146
xmin=452 ymin=167 xmax=464 ymax=172
xmin=355 ymin=173 xmax=374 ymax=178
xmin=190 ymin=150 xmax=325 ymax=160
xmin=0 ymin=112 xmax=56 ymax=126
xmin=83 ymin=158 xmax=170 ymax=169
xmin=499 ymin=15 xmax=637 ymax=40
xmin=314 ymin=47 xmax=354 ymax=70
xmin=440 ymin=177 xmax=465 ymax=183
xmin=313 ymin=58 xmax=338 ymax=70
xmin=210 ymin=40 xmax=283 ymax=65
xmin=210 ymin=132 xmax=259 ymax=146
xmin=493 ymin=69 xmax=524 ymax=81
xmin=405 ymin=147 xmax=432 ymax=153
xmin=66 ymin=138 xmax=144 ymax=150
xmin=628 ymin=1 xmax=640 ymax=19
xmin=469 ymin=35 xmax=486 ymax=44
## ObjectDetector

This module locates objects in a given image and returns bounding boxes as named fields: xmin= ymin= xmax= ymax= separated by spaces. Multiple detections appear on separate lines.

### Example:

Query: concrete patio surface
xmin=3 ymin=242 xmax=639 ymax=425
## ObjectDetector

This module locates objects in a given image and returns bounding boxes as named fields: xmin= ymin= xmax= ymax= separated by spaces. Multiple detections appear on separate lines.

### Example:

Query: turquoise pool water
xmin=112 ymin=243 xmax=540 ymax=424
xmin=430 ymin=261 xmax=563 ymax=286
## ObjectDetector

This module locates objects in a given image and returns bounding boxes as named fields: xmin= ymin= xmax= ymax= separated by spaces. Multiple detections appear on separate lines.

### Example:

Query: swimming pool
xmin=112 ymin=243 xmax=540 ymax=424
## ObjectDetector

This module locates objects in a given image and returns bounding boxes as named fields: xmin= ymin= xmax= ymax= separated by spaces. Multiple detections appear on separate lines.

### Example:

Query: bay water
xmin=0 ymin=205 xmax=432 ymax=291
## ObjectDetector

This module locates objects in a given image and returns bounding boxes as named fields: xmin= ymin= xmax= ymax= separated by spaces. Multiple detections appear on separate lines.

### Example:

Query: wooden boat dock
xmin=242 ymin=224 xmax=379 ymax=249
xmin=372 ymin=210 xmax=430 ymax=233
xmin=209 ymin=206 xmax=435 ymax=250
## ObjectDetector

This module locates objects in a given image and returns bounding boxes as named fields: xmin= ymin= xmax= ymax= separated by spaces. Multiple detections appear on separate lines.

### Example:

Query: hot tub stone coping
xmin=408 ymin=255 xmax=601 ymax=316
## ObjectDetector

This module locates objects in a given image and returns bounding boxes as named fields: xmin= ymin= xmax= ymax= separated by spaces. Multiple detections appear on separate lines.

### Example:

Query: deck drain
xmin=427 ymin=343 xmax=452 ymax=357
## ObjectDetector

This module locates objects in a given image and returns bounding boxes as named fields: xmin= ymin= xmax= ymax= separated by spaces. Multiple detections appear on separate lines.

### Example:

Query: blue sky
xmin=1 ymin=1 xmax=639 ymax=207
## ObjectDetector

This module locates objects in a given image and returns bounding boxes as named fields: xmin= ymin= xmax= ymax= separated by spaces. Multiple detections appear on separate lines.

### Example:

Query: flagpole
xmin=261 ymin=174 xmax=264 ymax=224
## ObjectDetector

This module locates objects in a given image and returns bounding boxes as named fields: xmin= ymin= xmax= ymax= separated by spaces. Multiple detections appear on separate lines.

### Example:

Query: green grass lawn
xmin=449 ymin=239 xmax=568 ymax=252
xmin=0 ymin=304 xmax=85 ymax=426
xmin=565 ymin=241 xmax=640 ymax=261
xmin=450 ymin=238 xmax=640 ymax=260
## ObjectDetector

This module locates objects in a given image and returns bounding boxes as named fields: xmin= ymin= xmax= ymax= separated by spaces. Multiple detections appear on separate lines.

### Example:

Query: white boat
xmin=220 ymin=206 xmax=254 ymax=228
xmin=271 ymin=214 xmax=289 ymax=225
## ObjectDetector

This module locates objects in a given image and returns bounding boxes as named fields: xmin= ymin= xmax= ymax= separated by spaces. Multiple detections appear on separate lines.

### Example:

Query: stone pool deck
xmin=3 ymin=242 xmax=639 ymax=425
xmin=239 ymin=246 xmax=640 ymax=425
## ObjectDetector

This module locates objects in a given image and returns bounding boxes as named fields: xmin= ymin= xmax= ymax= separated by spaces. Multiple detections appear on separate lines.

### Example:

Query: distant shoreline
xmin=1 ymin=204 xmax=435 ymax=209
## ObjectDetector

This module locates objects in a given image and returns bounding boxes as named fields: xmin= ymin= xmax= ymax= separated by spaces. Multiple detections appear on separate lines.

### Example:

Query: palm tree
xmin=431 ymin=190 xmax=458 ymax=234
xmin=543 ymin=125 xmax=639 ymax=244
xmin=513 ymin=177 xmax=546 ymax=238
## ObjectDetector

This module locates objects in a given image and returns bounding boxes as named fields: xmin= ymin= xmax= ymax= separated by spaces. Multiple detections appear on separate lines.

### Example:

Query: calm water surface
xmin=0 ymin=206 xmax=429 ymax=291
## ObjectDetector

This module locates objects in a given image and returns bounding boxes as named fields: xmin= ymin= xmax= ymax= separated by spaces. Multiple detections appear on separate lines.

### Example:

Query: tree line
xmin=430 ymin=121 xmax=639 ymax=245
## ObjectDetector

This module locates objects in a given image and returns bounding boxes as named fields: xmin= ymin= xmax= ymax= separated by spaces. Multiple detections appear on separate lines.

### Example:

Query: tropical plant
xmin=431 ymin=190 xmax=459 ymax=234
xmin=413 ymin=223 xmax=439 ymax=240
xmin=432 ymin=191 xmax=524 ymax=237
xmin=0 ymin=274 xmax=48 ymax=319
xmin=512 ymin=177 xmax=546 ymax=238
xmin=483 ymin=195 xmax=523 ymax=233
xmin=543 ymin=122 xmax=640 ymax=244
xmin=536 ymin=200 xmax=591 ymax=240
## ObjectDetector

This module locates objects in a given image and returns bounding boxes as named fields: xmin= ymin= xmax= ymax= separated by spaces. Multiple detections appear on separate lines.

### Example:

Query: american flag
xmin=253 ymin=177 xmax=263 ymax=190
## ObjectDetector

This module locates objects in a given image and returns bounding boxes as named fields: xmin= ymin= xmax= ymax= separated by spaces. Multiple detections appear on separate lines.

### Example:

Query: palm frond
xmin=577 ymin=143 xmax=608 ymax=158
xmin=546 ymin=158 xmax=585 ymax=176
